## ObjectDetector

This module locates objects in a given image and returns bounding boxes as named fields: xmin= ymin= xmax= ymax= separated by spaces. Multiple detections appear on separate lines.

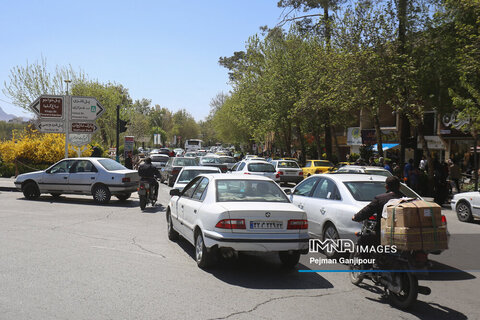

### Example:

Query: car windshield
xmin=97 ymin=159 xmax=127 ymax=171
xmin=177 ymin=170 xmax=217 ymax=183
xmin=173 ymin=158 xmax=198 ymax=166
xmin=151 ymin=155 xmax=169 ymax=163
xmin=201 ymin=157 xmax=220 ymax=164
xmin=247 ymin=163 xmax=276 ymax=172
xmin=278 ymin=161 xmax=299 ymax=169
xmin=343 ymin=181 xmax=418 ymax=202
xmin=314 ymin=161 xmax=333 ymax=167
xmin=219 ymin=157 xmax=235 ymax=164
xmin=216 ymin=180 xmax=289 ymax=202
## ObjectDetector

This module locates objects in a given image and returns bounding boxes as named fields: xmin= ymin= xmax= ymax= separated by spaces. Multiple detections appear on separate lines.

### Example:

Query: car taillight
xmin=215 ymin=219 xmax=246 ymax=229
xmin=299 ymin=171 xmax=303 ymax=176
xmin=221 ymin=167 xmax=227 ymax=173
xmin=122 ymin=177 xmax=130 ymax=183
xmin=276 ymin=173 xmax=280 ymax=179
xmin=244 ymin=172 xmax=251 ymax=175
xmin=442 ymin=215 xmax=447 ymax=226
xmin=287 ymin=219 xmax=308 ymax=229
xmin=278 ymin=171 xmax=284 ymax=175
xmin=368 ymin=215 xmax=376 ymax=221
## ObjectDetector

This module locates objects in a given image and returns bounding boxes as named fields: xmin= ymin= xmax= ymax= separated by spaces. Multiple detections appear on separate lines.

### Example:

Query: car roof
xmin=199 ymin=173 xmax=273 ymax=181
xmin=338 ymin=165 xmax=387 ymax=170
xmin=320 ymin=173 xmax=387 ymax=182
xmin=179 ymin=166 xmax=220 ymax=171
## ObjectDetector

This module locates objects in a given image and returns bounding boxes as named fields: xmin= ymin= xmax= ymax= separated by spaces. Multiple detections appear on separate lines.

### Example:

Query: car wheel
xmin=116 ymin=193 xmax=131 ymax=201
xmin=92 ymin=185 xmax=111 ymax=204
xmin=23 ymin=182 xmax=40 ymax=200
xmin=323 ymin=223 xmax=340 ymax=258
xmin=279 ymin=251 xmax=300 ymax=269
xmin=195 ymin=231 xmax=213 ymax=268
xmin=456 ymin=201 xmax=474 ymax=223
xmin=50 ymin=193 xmax=61 ymax=198
xmin=167 ymin=211 xmax=179 ymax=241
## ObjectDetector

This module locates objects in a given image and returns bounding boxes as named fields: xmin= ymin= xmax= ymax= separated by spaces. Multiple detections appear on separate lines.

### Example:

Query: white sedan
xmin=286 ymin=173 xmax=420 ymax=257
xmin=172 ymin=166 xmax=221 ymax=192
xmin=14 ymin=157 xmax=139 ymax=203
xmin=451 ymin=192 xmax=480 ymax=222
xmin=167 ymin=174 xmax=309 ymax=269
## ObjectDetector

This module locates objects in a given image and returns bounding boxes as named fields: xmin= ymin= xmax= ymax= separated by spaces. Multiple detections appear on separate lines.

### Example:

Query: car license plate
xmin=250 ymin=221 xmax=283 ymax=229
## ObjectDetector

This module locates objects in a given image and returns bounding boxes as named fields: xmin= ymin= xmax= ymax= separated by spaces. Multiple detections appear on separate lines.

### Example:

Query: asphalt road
xmin=1 ymin=184 xmax=480 ymax=320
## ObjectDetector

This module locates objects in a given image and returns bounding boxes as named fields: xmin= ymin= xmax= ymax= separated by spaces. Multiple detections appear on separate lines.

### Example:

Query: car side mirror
xmin=284 ymin=189 xmax=292 ymax=195
xmin=169 ymin=189 xmax=181 ymax=197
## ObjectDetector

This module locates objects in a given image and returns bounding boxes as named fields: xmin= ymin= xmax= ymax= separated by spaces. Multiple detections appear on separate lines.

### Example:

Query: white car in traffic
xmin=230 ymin=160 xmax=280 ymax=183
xmin=451 ymin=191 xmax=480 ymax=222
xmin=167 ymin=174 xmax=309 ymax=268
xmin=172 ymin=166 xmax=221 ymax=192
xmin=287 ymin=173 xmax=420 ymax=257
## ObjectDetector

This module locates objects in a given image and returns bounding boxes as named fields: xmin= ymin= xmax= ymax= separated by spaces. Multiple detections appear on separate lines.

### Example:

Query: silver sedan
xmin=14 ymin=157 xmax=139 ymax=203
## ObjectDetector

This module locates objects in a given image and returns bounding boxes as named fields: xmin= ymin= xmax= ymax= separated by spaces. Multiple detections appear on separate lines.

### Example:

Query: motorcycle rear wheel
xmin=387 ymin=272 xmax=418 ymax=310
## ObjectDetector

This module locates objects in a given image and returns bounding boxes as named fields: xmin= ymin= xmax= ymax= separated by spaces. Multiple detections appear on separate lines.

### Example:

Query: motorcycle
xmin=349 ymin=215 xmax=431 ymax=309
xmin=137 ymin=178 xmax=158 ymax=210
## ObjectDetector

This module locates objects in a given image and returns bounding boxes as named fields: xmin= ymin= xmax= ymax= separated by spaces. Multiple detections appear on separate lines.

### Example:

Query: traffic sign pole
xmin=65 ymin=96 xmax=70 ymax=158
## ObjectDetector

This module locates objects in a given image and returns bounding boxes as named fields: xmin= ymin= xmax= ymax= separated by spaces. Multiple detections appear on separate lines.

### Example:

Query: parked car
xmin=174 ymin=148 xmax=185 ymax=156
xmin=451 ymin=191 xmax=480 ymax=222
xmin=161 ymin=157 xmax=199 ymax=187
xmin=198 ymin=155 xmax=228 ymax=173
xmin=231 ymin=160 xmax=280 ymax=183
xmin=184 ymin=152 xmax=197 ymax=157
xmin=172 ymin=166 xmax=221 ymax=192
xmin=270 ymin=160 xmax=304 ymax=185
xmin=150 ymin=153 xmax=170 ymax=169
xmin=166 ymin=174 xmax=309 ymax=268
xmin=302 ymin=160 xmax=334 ymax=177
xmin=14 ymin=158 xmax=139 ymax=203
xmin=286 ymin=173 xmax=421 ymax=257
xmin=335 ymin=165 xmax=392 ymax=177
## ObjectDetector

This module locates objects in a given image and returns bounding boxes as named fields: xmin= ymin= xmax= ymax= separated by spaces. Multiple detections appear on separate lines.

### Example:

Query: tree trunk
xmin=332 ymin=126 xmax=341 ymax=162
xmin=374 ymin=113 xmax=384 ymax=157
xmin=314 ymin=125 xmax=323 ymax=160
xmin=295 ymin=122 xmax=307 ymax=166
xmin=397 ymin=0 xmax=408 ymax=169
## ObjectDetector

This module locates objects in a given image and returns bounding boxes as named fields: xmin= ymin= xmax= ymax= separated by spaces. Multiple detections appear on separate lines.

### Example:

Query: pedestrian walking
xmin=448 ymin=159 xmax=461 ymax=193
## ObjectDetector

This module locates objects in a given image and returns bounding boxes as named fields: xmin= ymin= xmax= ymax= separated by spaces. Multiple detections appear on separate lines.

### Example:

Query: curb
xmin=0 ymin=186 xmax=18 ymax=192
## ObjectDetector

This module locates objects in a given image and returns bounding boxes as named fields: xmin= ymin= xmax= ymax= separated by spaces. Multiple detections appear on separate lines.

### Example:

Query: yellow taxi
xmin=302 ymin=160 xmax=334 ymax=177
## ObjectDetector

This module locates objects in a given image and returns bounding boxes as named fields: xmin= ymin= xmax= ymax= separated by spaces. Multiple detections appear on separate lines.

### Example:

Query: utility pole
xmin=64 ymin=79 xmax=72 ymax=159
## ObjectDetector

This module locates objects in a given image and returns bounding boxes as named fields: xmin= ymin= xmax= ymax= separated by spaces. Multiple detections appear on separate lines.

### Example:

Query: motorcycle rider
xmin=138 ymin=157 xmax=160 ymax=199
xmin=352 ymin=176 xmax=403 ymax=248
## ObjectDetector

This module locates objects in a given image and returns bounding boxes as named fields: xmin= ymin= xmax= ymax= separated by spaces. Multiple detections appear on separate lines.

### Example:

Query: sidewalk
xmin=0 ymin=177 xmax=18 ymax=192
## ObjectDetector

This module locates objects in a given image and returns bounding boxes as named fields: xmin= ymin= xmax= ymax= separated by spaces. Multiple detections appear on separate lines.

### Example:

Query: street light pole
xmin=64 ymin=79 xmax=72 ymax=159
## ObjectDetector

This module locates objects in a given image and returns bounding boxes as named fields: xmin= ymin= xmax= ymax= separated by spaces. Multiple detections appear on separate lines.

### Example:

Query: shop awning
xmin=372 ymin=143 xmax=399 ymax=151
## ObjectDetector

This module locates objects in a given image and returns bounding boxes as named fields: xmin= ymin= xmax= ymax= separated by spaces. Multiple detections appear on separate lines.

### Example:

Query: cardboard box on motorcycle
xmin=381 ymin=200 xmax=448 ymax=251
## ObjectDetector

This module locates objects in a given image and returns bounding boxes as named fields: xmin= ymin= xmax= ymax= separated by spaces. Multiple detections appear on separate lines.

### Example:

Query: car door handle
xmin=194 ymin=209 xmax=197 ymax=214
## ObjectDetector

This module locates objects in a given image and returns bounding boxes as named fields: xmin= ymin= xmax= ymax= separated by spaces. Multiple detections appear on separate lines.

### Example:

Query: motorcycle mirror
xmin=169 ymin=189 xmax=181 ymax=197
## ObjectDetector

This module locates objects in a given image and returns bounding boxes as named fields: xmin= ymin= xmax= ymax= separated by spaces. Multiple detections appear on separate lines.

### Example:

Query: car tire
xmin=456 ymin=201 xmax=474 ymax=223
xmin=116 ymin=193 xmax=131 ymax=201
xmin=50 ymin=193 xmax=61 ymax=198
xmin=92 ymin=185 xmax=111 ymax=204
xmin=279 ymin=251 xmax=300 ymax=269
xmin=23 ymin=182 xmax=40 ymax=200
xmin=323 ymin=223 xmax=340 ymax=259
xmin=167 ymin=211 xmax=179 ymax=241
xmin=195 ymin=231 xmax=213 ymax=268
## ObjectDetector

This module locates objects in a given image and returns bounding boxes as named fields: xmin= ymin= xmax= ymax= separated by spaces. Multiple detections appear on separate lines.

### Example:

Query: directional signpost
xmin=29 ymin=95 xmax=105 ymax=158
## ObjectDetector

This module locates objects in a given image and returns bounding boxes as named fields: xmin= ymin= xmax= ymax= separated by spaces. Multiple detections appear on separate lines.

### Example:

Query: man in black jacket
xmin=138 ymin=157 xmax=160 ymax=199
xmin=352 ymin=176 xmax=403 ymax=246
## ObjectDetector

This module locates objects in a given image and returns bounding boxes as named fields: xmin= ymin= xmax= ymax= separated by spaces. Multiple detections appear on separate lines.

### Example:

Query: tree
xmin=3 ymin=56 xmax=86 ymax=111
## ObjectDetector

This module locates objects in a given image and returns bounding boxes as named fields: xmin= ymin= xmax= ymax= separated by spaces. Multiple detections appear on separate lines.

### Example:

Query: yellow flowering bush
xmin=0 ymin=126 xmax=92 ymax=165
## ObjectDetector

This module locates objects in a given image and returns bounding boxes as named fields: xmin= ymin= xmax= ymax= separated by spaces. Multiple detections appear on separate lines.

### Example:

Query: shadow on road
xmin=360 ymin=286 xmax=468 ymax=320
xmin=174 ymin=237 xmax=333 ymax=290
xmin=17 ymin=195 xmax=143 ymax=208
xmin=418 ymin=261 xmax=477 ymax=281
xmin=141 ymin=203 xmax=166 ymax=214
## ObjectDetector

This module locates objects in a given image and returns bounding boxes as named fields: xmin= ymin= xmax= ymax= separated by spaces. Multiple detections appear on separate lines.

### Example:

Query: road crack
xmin=50 ymin=211 xmax=114 ymax=230
xmin=131 ymin=237 xmax=166 ymax=258
xmin=207 ymin=289 xmax=355 ymax=320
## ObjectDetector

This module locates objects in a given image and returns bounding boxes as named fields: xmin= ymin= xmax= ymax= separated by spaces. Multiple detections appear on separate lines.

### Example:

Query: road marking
xmin=91 ymin=245 xmax=164 ymax=258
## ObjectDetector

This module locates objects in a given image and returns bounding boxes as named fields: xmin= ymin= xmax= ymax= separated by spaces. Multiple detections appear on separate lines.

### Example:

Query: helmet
xmin=145 ymin=157 xmax=152 ymax=164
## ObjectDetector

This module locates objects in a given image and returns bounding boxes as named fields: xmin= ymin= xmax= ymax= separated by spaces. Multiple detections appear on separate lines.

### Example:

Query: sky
xmin=0 ymin=0 xmax=288 ymax=121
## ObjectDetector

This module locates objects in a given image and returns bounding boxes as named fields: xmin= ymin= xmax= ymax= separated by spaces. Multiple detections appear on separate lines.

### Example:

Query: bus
xmin=185 ymin=139 xmax=203 ymax=152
